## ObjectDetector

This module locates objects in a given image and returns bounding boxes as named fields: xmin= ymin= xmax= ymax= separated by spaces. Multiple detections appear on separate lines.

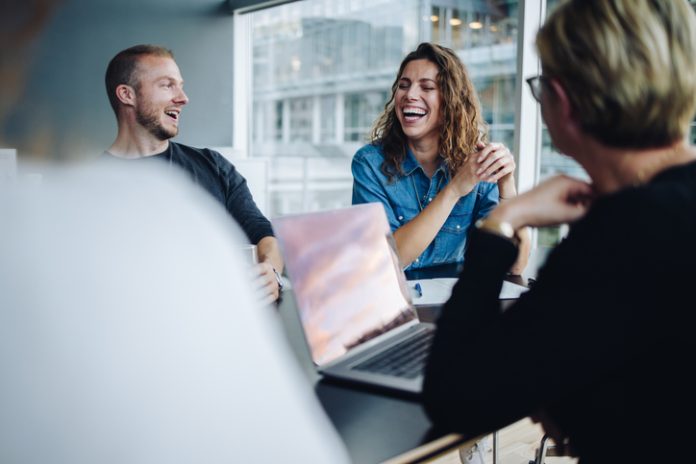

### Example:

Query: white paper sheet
xmin=408 ymin=278 xmax=528 ymax=306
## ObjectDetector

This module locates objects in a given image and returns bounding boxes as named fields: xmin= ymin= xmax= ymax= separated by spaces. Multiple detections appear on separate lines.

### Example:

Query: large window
xmin=238 ymin=0 xmax=521 ymax=218
xmin=236 ymin=0 xmax=696 ymax=247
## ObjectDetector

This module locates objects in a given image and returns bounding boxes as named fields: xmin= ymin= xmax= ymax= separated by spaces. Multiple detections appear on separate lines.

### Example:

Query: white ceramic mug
xmin=240 ymin=244 xmax=258 ymax=266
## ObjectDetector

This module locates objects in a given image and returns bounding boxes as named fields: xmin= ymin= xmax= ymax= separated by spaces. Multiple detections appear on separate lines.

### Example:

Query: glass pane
xmin=537 ymin=0 xmax=587 ymax=246
xmin=247 ymin=0 xmax=519 ymax=217
xmin=538 ymin=0 xmax=585 ymax=182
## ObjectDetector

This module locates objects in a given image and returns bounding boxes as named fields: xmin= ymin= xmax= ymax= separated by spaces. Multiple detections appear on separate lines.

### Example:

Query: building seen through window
xmin=248 ymin=0 xmax=522 ymax=217
xmin=246 ymin=0 xmax=696 ymax=228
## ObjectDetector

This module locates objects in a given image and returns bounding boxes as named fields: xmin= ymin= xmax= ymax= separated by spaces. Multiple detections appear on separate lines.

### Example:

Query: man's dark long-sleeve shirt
xmin=105 ymin=142 xmax=273 ymax=245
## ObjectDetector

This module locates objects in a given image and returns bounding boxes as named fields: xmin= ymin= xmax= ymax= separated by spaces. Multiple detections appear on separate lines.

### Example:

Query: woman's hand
xmin=489 ymin=175 xmax=595 ymax=229
xmin=448 ymin=142 xmax=515 ymax=198
xmin=475 ymin=142 xmax=516 ymax=196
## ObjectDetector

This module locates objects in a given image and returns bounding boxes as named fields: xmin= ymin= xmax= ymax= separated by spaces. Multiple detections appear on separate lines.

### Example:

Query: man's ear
xmin=548 ymin=78 xmax=581 ymax=139
xmin=115 ymin=84 xmax=136 ymax=107
xmin=548 ymin=79 xmax=571 ymax=119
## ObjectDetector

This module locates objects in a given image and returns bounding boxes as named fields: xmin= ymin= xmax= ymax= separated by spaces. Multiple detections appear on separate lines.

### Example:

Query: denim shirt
xmin=351 ymin=143 xmax=499 ymax=270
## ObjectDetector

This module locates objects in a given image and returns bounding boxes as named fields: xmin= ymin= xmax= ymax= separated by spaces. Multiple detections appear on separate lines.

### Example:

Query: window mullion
xmin=513 ymin=0 xmax=544 ymax=195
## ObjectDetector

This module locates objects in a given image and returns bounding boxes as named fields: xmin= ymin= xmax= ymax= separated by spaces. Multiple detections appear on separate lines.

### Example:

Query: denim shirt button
xmin=398 ymin=215 xmax=404 ymax=221
xmin=415 ymin=258 xmax=419 ymax=263
xmin=456 ymin=224 xmax=461 ymax=229
xmin=428 ymin=197 xmax=432 ymax=202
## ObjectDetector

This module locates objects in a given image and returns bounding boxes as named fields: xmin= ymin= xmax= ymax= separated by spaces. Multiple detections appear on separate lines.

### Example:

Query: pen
xmin=414 ymin=282 xmax=422 ymax=298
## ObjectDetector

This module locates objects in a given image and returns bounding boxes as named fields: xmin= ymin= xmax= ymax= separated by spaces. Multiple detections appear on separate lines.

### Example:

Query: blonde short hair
xmin=536 ymin=0 xmax=696 ymax=148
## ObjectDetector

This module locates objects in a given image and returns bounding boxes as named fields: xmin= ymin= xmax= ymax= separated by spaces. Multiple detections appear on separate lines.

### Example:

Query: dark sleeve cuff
xmin=439 ymin=228 xmax=518 ymax=324
xmin=249 ymin=225 xmax=275 ymax=245
xmin=466 ymin=228 xmax=519 ymax=277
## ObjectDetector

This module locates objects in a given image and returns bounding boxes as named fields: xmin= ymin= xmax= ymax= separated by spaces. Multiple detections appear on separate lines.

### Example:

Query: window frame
xmin=233 ymin=0 xmax=548 ymax=241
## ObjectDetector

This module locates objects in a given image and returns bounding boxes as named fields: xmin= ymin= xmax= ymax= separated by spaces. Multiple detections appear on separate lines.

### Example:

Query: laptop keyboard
xmin=352 ymin=328 xmax=434 ymax=379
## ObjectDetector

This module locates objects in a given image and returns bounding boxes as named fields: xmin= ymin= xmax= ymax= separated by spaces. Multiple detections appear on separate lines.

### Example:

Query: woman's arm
xmin=492 ymin=175 xmax=594 ymax=275
xmin=395 ymin=143 xmax=517 ymax=266
xmin=392 ymin=182 xmax=468 ymax=266
xmin=476 ymin=142 xmax=529 ymax=273
xmin=353 ymin=144 xmax=517 ymax=267
xmin=352 ymin=152 xmax=466 ymax=266
xmin=423 ymin=176 xmax=597 ymax=436
xmin=509 ymin=227 xmax=531 ymax=275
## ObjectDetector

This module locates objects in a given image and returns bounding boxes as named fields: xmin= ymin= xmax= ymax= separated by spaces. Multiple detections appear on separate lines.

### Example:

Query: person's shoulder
xmin=172 ymin=142 xmax=234 ymax=168
xmin=647 ymin=160 xmax=696 ymax=204
xmin=171 ymin=142 xmax=221 ymax=159
xmin=353 ymin=143 xmax=385 ymax=165
xmin=583 ymin=187 xmax=645 ymax=226
xmin=633 ymin=166 xmax=696 ymax=228
xmin=601 ymin=172 xmax=694 ymax=217
xmin=577 ymin=175 xmax=695 ymax=245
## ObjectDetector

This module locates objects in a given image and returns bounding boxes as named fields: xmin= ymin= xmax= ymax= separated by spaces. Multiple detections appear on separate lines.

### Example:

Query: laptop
xmin=273 ymin=203 xmax=434 ymax=395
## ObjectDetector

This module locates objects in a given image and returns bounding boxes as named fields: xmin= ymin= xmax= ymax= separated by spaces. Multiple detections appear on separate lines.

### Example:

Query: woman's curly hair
xmin=370 ymin=42 xmax=486 ymax=181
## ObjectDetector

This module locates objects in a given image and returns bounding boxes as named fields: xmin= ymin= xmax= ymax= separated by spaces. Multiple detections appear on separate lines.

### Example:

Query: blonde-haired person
xmin=424 ymin=0 xmax=696 ymax=461
xmin=352 ymin=42 xmax=529 ymax=274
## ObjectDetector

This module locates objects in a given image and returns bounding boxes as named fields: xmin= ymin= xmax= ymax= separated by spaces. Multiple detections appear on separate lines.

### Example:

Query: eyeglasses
xmin=526 ymin=75 xmax=550 ymax=103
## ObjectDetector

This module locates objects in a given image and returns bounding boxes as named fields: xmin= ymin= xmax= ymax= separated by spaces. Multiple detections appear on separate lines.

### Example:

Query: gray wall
xmin=4 ymin=0 xmax=235 ymax=160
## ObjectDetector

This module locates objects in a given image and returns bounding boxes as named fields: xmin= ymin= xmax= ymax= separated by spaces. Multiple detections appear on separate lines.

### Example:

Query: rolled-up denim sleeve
xmin=474 ymin=182 xmax=500 ymax=221
xmin=351 ymin=153 xmax=400 ymax=232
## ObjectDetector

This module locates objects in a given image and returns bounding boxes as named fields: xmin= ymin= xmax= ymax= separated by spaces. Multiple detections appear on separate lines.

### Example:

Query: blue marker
xmin=414 ymin=282 xmax=423 ymax=298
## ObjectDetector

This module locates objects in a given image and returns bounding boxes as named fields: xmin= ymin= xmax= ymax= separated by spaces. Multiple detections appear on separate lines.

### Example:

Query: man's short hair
xmin=537 ymin=0 xmax=696 ymax=148
xmin=105 ymin=44 xmax=174 ymax=115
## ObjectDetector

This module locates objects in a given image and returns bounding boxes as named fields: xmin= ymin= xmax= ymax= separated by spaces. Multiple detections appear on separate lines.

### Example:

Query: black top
xmin=105 ymin=142 xmax=273 ymax=245
xmin=423 ymin=161 xmax=696 ymax=463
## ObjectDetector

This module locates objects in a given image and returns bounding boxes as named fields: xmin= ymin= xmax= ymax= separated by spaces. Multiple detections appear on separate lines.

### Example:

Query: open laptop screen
xmin=273 ymin=203 xmax=416 ymax=366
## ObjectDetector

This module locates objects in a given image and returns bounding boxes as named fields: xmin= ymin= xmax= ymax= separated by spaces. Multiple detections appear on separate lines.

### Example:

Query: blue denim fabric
xmin=351 ymin=143 xmax=499 ymax=270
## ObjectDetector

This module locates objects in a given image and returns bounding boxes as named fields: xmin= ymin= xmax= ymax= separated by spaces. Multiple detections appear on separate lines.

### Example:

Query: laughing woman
xmin=352 ymin=42 xmax=529 ymax=273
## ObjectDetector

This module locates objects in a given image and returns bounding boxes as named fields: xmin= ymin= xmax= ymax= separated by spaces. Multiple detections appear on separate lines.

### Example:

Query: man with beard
xmin=104 ymin=45 xmax=283 ymax=302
